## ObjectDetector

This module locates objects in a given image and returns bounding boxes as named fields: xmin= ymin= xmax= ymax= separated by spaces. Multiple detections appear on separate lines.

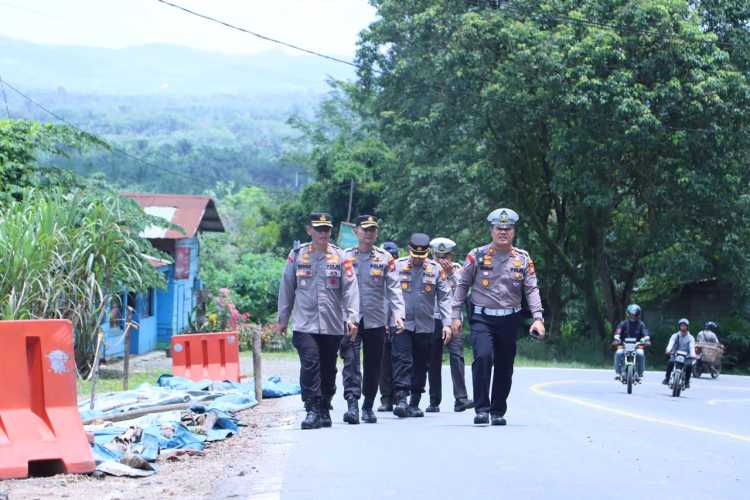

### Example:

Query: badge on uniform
xmin=482 ymin=278 xmax=490 ymax=288
xmin=514 ymin=272 xmax=522 ymax=280
xmin=327 ymin=254 xmax=340 ymax=264
xmin=512 ymin=258 xmax=522 ymax=268
xmin=483 ymin=255 xmax=493 ymax=268
xmin=329 ymin=278 xmax=339 ymax=287
xmin=424 ymin=285 xmax=433 ymax=293
xmin=401 ymin=282 xmax=409 ymax=290
xmin=487 ymin=247 xmax=496 ymax=255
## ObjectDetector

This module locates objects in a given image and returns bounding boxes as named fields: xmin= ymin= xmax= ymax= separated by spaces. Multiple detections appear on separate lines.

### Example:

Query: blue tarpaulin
xmin=79 ymin=374 xmax=298 ymax=477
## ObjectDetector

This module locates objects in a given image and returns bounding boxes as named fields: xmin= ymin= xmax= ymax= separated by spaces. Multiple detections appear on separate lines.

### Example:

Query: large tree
xmin=356 ymin=0 xmax=750 ymax=337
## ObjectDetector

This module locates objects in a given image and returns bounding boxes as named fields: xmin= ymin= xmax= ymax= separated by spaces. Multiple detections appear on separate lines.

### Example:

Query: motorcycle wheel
xmin=672 ymin=373 xmax=682 ymax=397
xmin=710 ymin=367 xmax=720 ymax=379
xmin=626 ymin=366 xmax=633 ymax=394
xmin=694 ymin=364 xmax=703 ymax=378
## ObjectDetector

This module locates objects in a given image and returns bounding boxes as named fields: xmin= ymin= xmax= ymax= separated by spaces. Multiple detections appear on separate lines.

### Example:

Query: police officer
xmin=378 ymin=240 xmax=401 ymax=412
xmin=426 ymin=237 xmax=474 ymax=413
xmin=340 ymin=216 xmax=405 ymax=424
xmin=392 ymin=233 xmax=453 ymax=418
xmin=277 ymin=212 xmax=359 ymax=430
xmin=452 ymin=209 xmax=545 ymax=426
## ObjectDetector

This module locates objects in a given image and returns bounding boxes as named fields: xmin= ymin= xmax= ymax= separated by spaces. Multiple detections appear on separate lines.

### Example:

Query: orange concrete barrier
xmin=0 ymin=320 xmax=95 ymax=479
xmin=171 ymin=332 xmax=240 ymax=382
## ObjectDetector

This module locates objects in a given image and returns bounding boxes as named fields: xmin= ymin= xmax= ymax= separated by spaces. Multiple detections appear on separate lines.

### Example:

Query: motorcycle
xmin=669 ymin=350 xmax=690 ymax=397
xmin=694 ymin=343 xmax=723 ymax=379
xmin=614 ymin=338 xmax=648 ymax=394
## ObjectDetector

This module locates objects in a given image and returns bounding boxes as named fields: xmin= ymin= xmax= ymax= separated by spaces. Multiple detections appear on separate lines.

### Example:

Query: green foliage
xmin=0 ymin=189 xmax=167 ymax=376
xmin=0 ymin=119 xmax=104 ymax=203
xmin=355 ymin=0 xmax=750 ymax=339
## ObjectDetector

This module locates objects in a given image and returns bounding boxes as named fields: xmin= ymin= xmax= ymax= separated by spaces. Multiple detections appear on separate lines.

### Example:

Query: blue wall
xmin=102 ymin=237 xmax=203 ymax=359
xmin=102 ymin=267 xmax=166 ymax=359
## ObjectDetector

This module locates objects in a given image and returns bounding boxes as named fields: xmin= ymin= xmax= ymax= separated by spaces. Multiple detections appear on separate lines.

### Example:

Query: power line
xmin=155 ymin=0 xmax=360 ymax=69
xmin=0 ymin=77 xmax=210 ymax=183
xmin=0 ymin=74 xmax=10 ymax=118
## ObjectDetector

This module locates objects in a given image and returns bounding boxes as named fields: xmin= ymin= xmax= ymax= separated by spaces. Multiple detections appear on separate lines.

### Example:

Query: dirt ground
xmin=2 ymin=355 xmax=300 ymax=500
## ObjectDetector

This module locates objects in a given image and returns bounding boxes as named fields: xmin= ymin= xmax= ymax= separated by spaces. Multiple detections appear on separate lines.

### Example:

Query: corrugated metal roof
xmin=122 ymin=193 xmax=225 ymax=239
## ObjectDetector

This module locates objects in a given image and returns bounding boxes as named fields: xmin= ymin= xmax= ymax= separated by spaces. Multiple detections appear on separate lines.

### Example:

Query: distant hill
xmin=0 ymin=37 xmax=355 ymax=96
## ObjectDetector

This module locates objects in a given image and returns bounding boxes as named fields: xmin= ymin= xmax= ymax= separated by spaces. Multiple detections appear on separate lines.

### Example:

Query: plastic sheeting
xmin=78 ymin=374 xmax=298 ymax=477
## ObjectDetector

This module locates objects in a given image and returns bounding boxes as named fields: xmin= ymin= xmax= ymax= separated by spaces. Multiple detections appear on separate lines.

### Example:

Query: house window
xmin=143 ymin=288 xmax=155 ymax=318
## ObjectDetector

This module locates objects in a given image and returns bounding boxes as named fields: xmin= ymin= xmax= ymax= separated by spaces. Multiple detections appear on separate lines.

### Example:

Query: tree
xmin=356 ymin=0 xmax=750 ymax=338
xmin=0 ymin=119 xmax=104 ymax=203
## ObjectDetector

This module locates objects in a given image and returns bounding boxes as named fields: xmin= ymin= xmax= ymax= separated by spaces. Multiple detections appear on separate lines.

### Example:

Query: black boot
xmin=491 ymin=413 xmax=507 ymax=426
xmin=474 ymin=412 xmax=489 ymax=425
xmin=426 ymin=399 xmax=440 ymax=412
xmin=377 ymin=397 xmax=393 ymax=412
xmin=343 ymin=398 xmax=360 ymax=425
xmin=454 ymin=399 xmax=475 ymax=412
xmin=301 ymin=398 xmax=321 ymax=430
xmin=361 ymin=399 xmax=377 ymax=423
xmin=406 ymin=393 xmax=424 ymax=418
xmin=393 ymin=391 xmax=409 ymax=418
xmin=319 ymin=395 xmax=333 ymax=428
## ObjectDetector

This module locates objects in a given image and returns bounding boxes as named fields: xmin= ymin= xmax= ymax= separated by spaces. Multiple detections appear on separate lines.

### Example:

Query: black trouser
xmin=391 ymin=329 xmax=431 ymax=395
xmin=379 ymin=328 xmax=394 ymax=403
xmin=665 ymin=359 xmax=693 ymax=384
xmin=428 ymin=320 xmax=470 ymax=406
xmin=292 ymin=331 xmax=342 ymax=403
xmin=340 ymin=321 xmax=386 ymax=406
xmin=470 ymin=312 xmax=520 ymax=416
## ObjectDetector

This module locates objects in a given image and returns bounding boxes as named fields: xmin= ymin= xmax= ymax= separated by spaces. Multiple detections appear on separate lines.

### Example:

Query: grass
xmin=76 ymin=369 xmax=166 ymax=398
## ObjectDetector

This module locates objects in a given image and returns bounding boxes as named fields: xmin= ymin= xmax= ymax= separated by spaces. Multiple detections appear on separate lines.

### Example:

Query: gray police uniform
xmin=428 ymin=262 xmax=470 ymax=408
xmin=277 ymin=242 xmax=359 ymax=405
xmin=339 ymin=246 xmax=404 ymax=408
xmin=393 ymin=257 xmax=452 ymax=401
xmin=453 ymin=243 xmax=543 ymax=417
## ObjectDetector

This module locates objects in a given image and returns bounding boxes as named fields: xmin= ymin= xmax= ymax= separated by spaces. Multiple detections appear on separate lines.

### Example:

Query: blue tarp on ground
xmin=78 ymin=374 xmax=298 ymax=477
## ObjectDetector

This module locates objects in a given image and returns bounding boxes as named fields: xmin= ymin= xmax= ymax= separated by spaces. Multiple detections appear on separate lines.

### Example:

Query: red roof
xmin=122 ymin=193 xmax=225 ymax=239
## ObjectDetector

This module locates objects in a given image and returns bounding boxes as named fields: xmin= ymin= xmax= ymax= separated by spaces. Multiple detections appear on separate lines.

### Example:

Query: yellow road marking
xmin=530 ymin=380 xmax=750 ymax=444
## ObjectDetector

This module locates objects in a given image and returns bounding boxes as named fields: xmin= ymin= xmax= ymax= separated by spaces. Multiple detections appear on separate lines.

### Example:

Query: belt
xmin=473 ymin=306 xmax=520 ymax=317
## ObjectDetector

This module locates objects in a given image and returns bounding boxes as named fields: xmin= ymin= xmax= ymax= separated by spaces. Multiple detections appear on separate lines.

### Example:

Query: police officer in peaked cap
xmin=452 ymin=209 xmax=545 ymax=426
xmin=426 ymin=237 xmax=474 ymax=413
xmin=277 ymin=212 xmax=360 ymax=430
xmin=339 ymin=215 xmax=405 ymax=424
xmin=391 ymin=233 xmax=453 ymax=418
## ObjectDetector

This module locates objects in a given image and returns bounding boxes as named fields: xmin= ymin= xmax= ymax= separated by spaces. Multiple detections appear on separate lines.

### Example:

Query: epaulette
xmin=396 ymin=256 xmax=410 ymax=262
xmin=344 ymin=247 xmax=356 ymax=253
xmin=328 ymin=243 xmax=342 ymax=251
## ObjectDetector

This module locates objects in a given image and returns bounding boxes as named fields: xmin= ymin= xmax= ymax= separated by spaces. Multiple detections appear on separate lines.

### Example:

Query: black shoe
xmin=301 ymin=399 xmax=321 ymax=430
xmin=425 ymin=404 xmax=440 ymax=413
xmin=407 ymin=394 xmax=424 ymax=417
xmin=454 ymin=399 xmax=475 ymax=412
xmin=474 ymin=412 xmax=489 ymax=425
xmin=393 ymin=392 xmax=409 ymax=418
xmin=662 ymin=378 xmax=669 ymax=385
xmin=377 ymin=398 xmax=393 ymax=412
xmin=319 ymin=395 xmax=333 ymax=428
xmin=491 ymin=414 xmax=507 ymax=426
xmin=343 ymin=398 xmax=360 ymax=425
xmin=361 ymin=407 xmax=377 ymax=423
xmin=685 ymin=382 xmax=690 ymax=389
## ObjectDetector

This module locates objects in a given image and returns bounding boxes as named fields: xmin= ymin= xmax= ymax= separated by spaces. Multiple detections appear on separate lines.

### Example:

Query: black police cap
xmin=355 ymin=214 xmax=379 ymax=228
xmin=309 ymin=212 xmax=333 ymax=228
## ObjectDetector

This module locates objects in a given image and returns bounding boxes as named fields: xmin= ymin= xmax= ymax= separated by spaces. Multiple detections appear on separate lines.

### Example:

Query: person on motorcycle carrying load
xmin=697 ymin=321 xmax=721 ymax=344
xmin=663 ymin=318 xmax=697 ymax=388
xmin=613 ymin=304 xmax=651 ymax=380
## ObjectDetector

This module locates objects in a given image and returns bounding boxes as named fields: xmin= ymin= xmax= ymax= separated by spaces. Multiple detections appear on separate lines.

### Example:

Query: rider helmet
xmin=678 ymin=318 xmax=689 ymax=327
xmin=626 ymin=304 xmax=641 ymax=319
xmin=704 ymin=321 xmax=718 ymax=332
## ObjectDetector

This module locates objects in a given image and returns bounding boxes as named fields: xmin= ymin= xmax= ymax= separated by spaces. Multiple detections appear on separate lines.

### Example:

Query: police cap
xmin=408 ymin=233 xmax=431 ymax=258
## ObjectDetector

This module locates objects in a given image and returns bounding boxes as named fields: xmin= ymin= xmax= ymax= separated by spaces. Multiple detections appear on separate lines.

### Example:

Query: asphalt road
xmin=242 ymin=367 xmax=750 ymax=500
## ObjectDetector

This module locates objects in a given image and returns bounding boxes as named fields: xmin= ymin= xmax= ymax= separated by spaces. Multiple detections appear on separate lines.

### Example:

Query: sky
xmin=0 ymin=0 xmax=377 ymax=57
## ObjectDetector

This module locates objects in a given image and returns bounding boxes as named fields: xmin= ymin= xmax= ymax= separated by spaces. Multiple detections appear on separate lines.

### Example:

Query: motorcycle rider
xmin=613 ymin=304 xmax=650 ymax=380
xmin=697 ymin=322 xmax=721 ymax=344
xmin=663 ymin=318 xmax=697 ymax=388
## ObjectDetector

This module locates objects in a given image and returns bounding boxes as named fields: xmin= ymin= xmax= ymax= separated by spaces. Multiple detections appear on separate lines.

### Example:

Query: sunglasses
xmin=313 ymin=226 xmax=332 ymax=233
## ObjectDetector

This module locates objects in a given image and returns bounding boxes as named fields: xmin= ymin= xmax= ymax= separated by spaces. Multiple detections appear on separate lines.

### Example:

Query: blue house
xmin=101 ymin=193 xmax=225 ymax=359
